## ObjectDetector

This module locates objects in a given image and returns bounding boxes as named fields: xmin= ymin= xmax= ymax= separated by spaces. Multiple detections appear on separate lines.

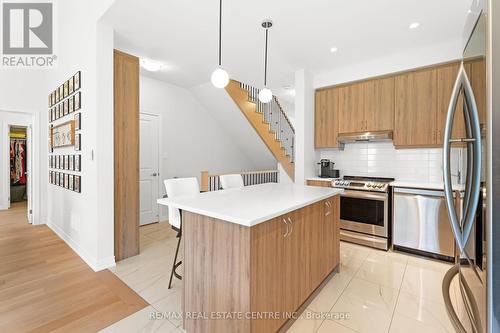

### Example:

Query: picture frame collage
xmin=48 ymin=71 xmax=83 ymax=193
xmin=49 ymin=171 xmax=81 ymax=193
xmin=49 ymin=155 xmax=81 ymax=172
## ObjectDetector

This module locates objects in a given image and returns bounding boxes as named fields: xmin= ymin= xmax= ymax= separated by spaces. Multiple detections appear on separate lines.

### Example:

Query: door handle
xmin=283 ymin=218 xmax=289 ymax=238
xmin=287 ymin=217 xmax=293 ymax=236
xmin=151 ymin=172 xmax=157 ymax=177
xmin=442 ymin=63 xmax=481 ymax=253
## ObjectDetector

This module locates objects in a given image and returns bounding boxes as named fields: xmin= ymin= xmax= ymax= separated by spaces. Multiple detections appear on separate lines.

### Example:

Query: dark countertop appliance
xmin=317 ymin=159 xmax=339 ymax=178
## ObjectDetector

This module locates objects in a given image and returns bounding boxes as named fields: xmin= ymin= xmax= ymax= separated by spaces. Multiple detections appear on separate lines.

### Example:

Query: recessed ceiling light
xmin=330 ymin=47 xmax=338 ymax=53
xmin=409 ymin=22 xmax=420 ymax=29
xmin=140 ymin=58 xmax=165 ymax=72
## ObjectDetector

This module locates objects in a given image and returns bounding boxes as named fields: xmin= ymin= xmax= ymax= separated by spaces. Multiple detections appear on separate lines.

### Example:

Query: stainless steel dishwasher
xmin=392 ymin=187 xmax=456 ymax=261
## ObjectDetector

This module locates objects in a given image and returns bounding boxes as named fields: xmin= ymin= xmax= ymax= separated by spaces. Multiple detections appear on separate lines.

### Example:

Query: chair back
xmin=219 ymin=174 xmax=244 ymax=190
xmin=164 ymin=177 xmax=200 ymax=228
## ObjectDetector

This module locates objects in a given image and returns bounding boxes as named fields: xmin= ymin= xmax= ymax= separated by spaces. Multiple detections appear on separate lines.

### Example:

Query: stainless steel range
xmin=332 ymin=176 xmax=394 ymax=250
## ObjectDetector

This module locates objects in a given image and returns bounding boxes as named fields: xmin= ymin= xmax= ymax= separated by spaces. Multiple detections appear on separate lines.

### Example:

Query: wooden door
xmin=338 ymin=83 xmax=365 ymax=133
xmin=304 ymin=201 xmax=325 ymax=292
xmin=250 ymin=217 xmax=287 ymax=333
xmin=436 ymin=63 xmax=467 ymax=144
xmin=114 ymin=49 xmax=140 ymax=261
xmin=314 ymin=88 xmax=339 ymax=148
xmin=283 ymin=210 xmax=307 ymax=314
xmin=363 ymin=77 xmax=395 ymax=132
xmin=323 ymin=197 xmax=340 ymax=278
xmin=394 ymin=68 xmax=438 ymax=147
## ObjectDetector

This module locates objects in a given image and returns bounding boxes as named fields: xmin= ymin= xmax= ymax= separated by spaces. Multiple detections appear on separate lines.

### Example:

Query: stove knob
xmin=377 ymin=184 xmax=383 ymax=189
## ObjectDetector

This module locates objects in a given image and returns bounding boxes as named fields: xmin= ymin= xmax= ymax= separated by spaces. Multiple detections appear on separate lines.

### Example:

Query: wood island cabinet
xmin=183 ymin=195 xmax=341 ymax=333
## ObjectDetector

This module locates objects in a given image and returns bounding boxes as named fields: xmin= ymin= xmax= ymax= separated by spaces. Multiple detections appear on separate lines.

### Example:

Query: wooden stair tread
xmin=225 ymin=80 xmax=295 ymax=181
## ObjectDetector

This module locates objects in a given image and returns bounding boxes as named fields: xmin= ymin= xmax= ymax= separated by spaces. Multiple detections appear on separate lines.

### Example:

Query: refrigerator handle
xmin=443 ymin=63 xmax=482 ymax=253
xmin=461 ymin=65 xmax=482 ymax=250
xmin=442 ymin=265 xmax=468 ymax=333
xmin=443 ymin=64 xmax=467 ymax=252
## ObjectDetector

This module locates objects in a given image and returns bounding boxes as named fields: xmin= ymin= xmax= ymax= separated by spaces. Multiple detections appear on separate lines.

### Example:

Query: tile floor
xmin=101 ymin=223 xmax=462 ymax=333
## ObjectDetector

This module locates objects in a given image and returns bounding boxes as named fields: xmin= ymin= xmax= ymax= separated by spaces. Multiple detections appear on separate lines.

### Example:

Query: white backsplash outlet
xmin=318 ymin=142 xmax=464 ymax=184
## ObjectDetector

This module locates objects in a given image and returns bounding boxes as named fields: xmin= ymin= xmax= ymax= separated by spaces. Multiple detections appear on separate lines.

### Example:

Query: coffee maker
xmin=317 ymin=159 xmax=339 ymax=178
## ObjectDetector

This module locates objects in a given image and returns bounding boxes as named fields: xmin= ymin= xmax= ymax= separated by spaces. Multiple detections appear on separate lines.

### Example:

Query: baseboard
xmin=47 ymin=220 xmax=116 ymax=272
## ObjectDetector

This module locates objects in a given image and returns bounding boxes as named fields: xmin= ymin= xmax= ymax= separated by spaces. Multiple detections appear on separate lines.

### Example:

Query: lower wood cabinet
xmin=250 ymin=197 xmax=340 ymax=333
xmin=306 ymin=180 xmax=332 ymax=187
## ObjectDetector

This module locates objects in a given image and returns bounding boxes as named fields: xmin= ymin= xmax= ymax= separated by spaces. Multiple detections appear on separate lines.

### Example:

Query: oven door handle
xmin=341 ymin=190 xmax=388 ymax=201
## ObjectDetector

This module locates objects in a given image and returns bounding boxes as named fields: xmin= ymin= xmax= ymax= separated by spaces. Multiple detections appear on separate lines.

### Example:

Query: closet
xmin=10 ymin=127 xmax=27 ymax=202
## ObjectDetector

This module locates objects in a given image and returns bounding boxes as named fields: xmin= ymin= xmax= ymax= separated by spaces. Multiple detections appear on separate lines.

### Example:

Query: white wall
xmin=294 ymin=70 xmax=317 ymax=184
xmin=190 ymin=82 xmax=276 ymax=170
xmin=314 ymin=40 xmax=461 ymax=88
xmin=140 ymin=75 xmax=273 ymax=219
xmin=42 ymin=0 xmax=115 ymax=271
xmin=319 ymin=142 xmax=464 ymax=184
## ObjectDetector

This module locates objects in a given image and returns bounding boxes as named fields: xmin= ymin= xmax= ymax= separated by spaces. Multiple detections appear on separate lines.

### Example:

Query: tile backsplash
xmin=318 ymin=142 xmax=464 ymax=184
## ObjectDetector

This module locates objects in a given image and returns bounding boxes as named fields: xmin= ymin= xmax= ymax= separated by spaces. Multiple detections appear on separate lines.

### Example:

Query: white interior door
xmin=139 ymin=113 xmax=160 ymax=226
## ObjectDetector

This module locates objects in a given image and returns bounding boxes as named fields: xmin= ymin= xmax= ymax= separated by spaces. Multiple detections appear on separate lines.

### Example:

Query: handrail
xmin=201 ymin=169 xmax=279 ymax=192
xmin=237 ymin=81 xmax=295 ymax=162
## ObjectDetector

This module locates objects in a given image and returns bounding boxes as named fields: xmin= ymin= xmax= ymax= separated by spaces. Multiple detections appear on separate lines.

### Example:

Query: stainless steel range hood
xmin=337 ymin=131 xmax=393 ymax=150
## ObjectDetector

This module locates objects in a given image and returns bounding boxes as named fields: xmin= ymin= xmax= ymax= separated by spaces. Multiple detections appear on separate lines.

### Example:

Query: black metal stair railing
xmin=239 ymin=82 xmax=295 ymax=163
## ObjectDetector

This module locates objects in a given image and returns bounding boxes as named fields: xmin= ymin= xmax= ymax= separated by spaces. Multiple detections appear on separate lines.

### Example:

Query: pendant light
xmin=259 ymin=20 xmax=273 ymax=103
xmin=211 ymin=0 xmax=229 ymax=88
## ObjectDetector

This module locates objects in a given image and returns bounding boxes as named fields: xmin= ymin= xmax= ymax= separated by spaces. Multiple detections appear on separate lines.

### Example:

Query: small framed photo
xmin=74 ymin=92 xmax=81 ymax=111
xmin=74 ymin=175 xmax=81 ymax=193
xmin=64 ymin=99 xmax=69 ymax=116
xmin=68 ymin=76 xmax=74 ymax=94
xmin=74 ymin=113 xmax=81 ymax=130
xmin=69 ymin=97 xmax=74 ymax=113
xmin=74 ymin=71 xmax=81 ymax=91
xmin=69 ymin=155 xmax=74 ymax=171
xmin=64 ymin=81 xmax=69 ymax=98
xmin=74 ymin=155 xmax=81 ymax=172
xmin=69 ymin=174 xmax=74 ymax=190
xmin=75 ymin=134 xmax=81 ymax=151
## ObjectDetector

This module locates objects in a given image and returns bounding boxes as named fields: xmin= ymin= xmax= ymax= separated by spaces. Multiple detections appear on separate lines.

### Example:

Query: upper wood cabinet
xmin=394 ymin=68 xmax=438 ymax=147
xmin=436 ymin=63 xmax=467 ymax=143
xmin=314 ymin=88 xmax=339 ymax=148
xmin=338 ymin=83 xmax=365 ymax=133
xmin=363 ymin=77 xmax=395 ymax=132
xmin=465 ymin=58 xmax=486 ymax=125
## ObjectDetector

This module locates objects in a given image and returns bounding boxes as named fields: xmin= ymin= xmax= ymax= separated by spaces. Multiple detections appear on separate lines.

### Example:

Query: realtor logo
xmin=1 ymin=1 xmax=56 ymax=68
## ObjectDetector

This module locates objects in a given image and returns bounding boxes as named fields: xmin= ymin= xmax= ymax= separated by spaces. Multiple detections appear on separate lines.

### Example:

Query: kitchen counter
xmin=158 ymin=182 xmax=342 ymax=333
xmin=390 ymin=180 xmax=465 ymax=191
xmin=157 ymin=182 xmax=342 ymax=227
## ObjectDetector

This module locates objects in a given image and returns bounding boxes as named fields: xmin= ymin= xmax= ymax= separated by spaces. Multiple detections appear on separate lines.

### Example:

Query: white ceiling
xmin=102 ymin=0 xmax=472 ymax=101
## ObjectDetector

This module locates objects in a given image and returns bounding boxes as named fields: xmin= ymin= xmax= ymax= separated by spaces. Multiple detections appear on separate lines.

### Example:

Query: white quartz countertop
xmin=157 ymin=183 xmax=343 ymax=227
xmin=390 ymin=180 xmax=465 ymax=191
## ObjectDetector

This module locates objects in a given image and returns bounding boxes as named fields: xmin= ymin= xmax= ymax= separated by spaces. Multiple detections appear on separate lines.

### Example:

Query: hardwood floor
xmin=0 ymin=202 xmax=148 ymax=333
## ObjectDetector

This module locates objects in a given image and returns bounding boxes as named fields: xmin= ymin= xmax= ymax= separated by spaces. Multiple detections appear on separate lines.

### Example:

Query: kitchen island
xmin=158 ymin=183 xmax=343 ymax=333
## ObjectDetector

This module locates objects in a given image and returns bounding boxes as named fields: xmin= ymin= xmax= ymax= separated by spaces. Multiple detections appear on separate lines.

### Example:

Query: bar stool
xmin=164 ymin=177 xmax=200 ymax=289
xmin=219 ymin=174 xmax=244 ymax=189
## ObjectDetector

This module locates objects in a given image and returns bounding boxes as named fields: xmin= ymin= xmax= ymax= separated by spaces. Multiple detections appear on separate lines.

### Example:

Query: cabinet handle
xmin=283 ymin=218 xmax=289 ymax=238
xmin=287 ymin=217 xmax=293 ymax=236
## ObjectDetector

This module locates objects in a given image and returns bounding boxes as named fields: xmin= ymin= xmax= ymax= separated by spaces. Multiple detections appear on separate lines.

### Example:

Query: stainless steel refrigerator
xmin=442 ymin=0 xmax=500 ymax=332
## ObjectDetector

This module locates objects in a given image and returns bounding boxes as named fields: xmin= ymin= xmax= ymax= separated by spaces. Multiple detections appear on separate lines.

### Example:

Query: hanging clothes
xmin=10 ymin=139 xmax=26 ymax=185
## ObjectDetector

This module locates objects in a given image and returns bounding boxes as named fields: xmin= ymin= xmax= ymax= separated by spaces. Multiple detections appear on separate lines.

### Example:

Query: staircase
xmin=225 ymin=80 xmax=295 ymax=180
